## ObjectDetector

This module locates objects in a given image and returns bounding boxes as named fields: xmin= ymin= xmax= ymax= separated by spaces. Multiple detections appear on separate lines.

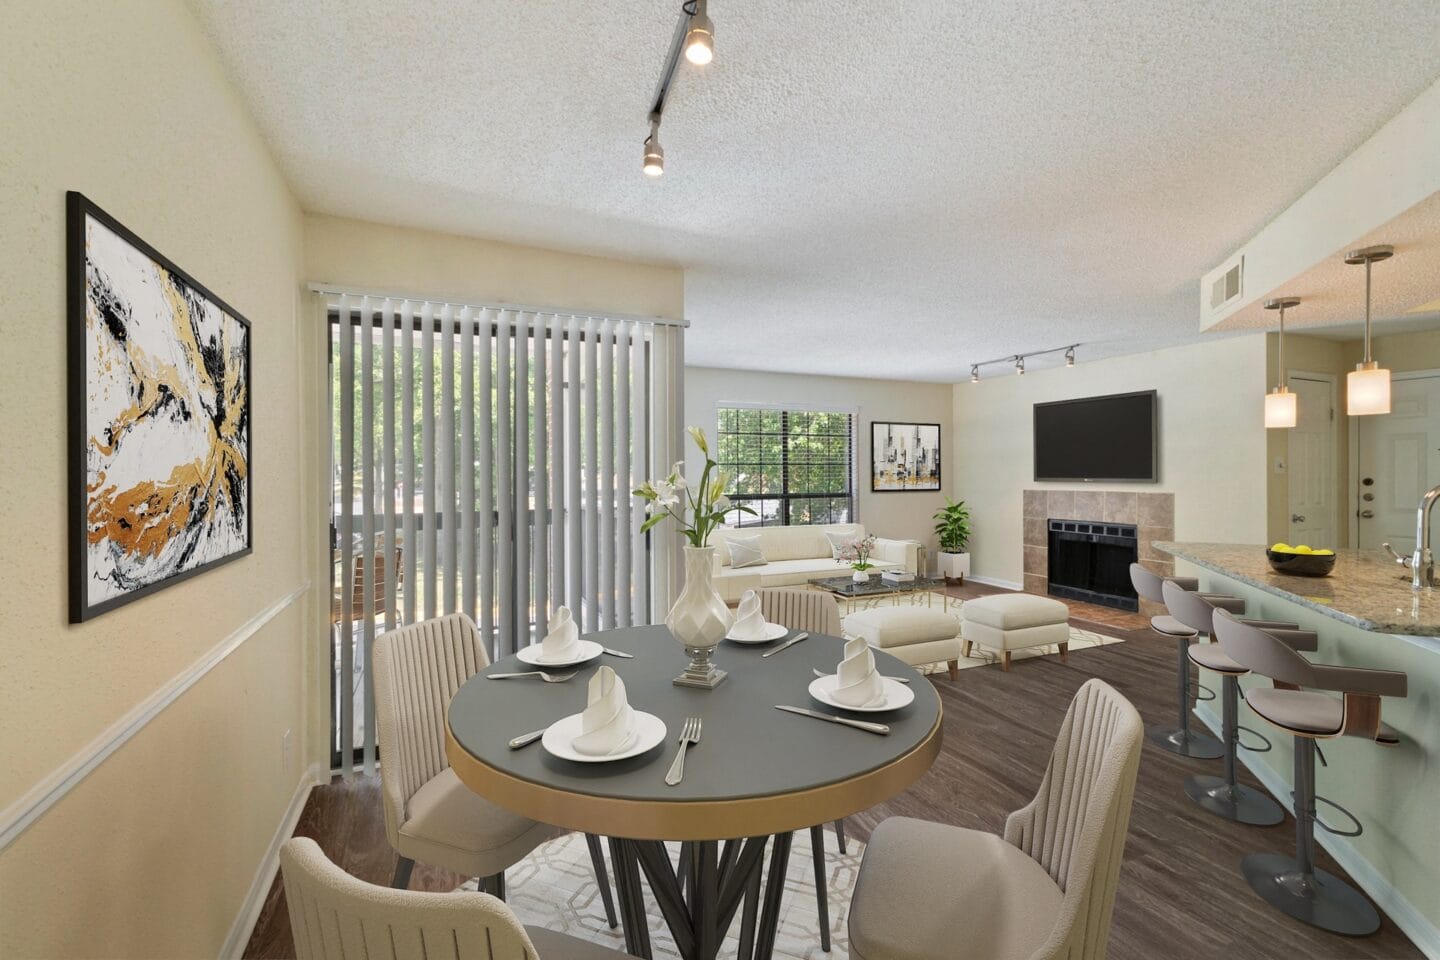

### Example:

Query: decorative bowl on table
xmin=1265 ymin=544 xmax=1336 ymax=578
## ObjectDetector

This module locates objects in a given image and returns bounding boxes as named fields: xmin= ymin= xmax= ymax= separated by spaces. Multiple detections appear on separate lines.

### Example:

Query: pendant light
xmin=1345 ymin=244 xmax=1394 ymax=416
xmin=684 ymin=0 xmax=714 ymax=65
xmin=1263 ymin=297 xmax=1299 ymax=429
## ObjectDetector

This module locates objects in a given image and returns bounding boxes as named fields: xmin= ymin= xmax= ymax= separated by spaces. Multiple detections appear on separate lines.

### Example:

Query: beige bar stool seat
xmin=1162 ymin=581 xmax=1316 ymax=826
xmin=848 ymin=679 xmax=1143 ymax=960
xmin=1213 ymin=610 xmax=1407 ymax=936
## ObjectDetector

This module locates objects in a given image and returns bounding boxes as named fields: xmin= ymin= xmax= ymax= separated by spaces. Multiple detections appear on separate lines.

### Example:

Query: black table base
xmin=607 ymin=832 xmax=796 ymax=960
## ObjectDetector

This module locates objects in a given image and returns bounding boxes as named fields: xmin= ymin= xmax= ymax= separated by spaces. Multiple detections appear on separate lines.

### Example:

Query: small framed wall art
xmin=871 ymin=421 xmax=941 ymax=492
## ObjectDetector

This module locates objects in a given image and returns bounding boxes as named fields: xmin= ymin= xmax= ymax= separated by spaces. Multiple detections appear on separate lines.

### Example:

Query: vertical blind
xmin=326 ymin=292 xmax=684 ymax=772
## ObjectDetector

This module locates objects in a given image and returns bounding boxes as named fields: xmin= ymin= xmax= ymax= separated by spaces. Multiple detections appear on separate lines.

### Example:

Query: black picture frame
xmin=870 ymin=421 xmax=942 ymax=492
xmin=67 ymin=191 xmax=253 ymax=623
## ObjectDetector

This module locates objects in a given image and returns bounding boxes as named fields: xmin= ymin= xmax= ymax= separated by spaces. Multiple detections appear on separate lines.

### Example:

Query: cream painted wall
xmin=304 ymin=213 xmax=685 ymax=319
xmin=0 ymin=3 xmax=313 ymax=957
xmin=683 ymin=367 xmax=954 ymax=553
xmin=952 ymin=336 xmax=1269 ymax=585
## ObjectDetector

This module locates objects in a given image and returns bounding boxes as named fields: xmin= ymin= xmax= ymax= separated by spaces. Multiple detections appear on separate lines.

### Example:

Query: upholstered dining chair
xmin=280 ymin=836 xmax=626 ymax=960
xmin=848 ymin=678 xmax=1144 ymax=960
xmin=372 ymin=613 xmax=616 ymax=927
xmin=756 ymin=587 xmax=848 ymax=952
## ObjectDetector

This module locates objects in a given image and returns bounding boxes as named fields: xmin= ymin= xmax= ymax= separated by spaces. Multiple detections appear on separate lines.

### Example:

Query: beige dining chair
xmin=756 ymin=587 xmax=848 ymax=952
xmin=848 ymin=678 xmax=1143 ymax=960
xmin=280 ymin=836 xmax=626 ymax=960
xmin=372 ymin=613 xmax=615 ymax=926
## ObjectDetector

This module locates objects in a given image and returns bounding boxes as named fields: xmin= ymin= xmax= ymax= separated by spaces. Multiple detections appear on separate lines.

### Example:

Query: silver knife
xmin=774 ymin=705 xmax=890 ymax=735
xmin=602 ymin=647 xmax=634 ymax=659
xmin=760 ymin=632 xmax=809 ymax=658
xmin=507 ymin=728 xmax=547 ymax=749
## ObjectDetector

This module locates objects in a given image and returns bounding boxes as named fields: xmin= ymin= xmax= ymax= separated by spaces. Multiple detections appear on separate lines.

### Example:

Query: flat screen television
xmin=1033 ymin=390 xmax=1157 ymax=482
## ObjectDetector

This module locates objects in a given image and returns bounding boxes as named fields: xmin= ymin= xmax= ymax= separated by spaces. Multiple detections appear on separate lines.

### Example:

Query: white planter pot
xmin=937 ymin=551 xmax=971 ymax=582
xmin=852 ymin=569 xmax=872 ymax=583
xmin=666 ymin=545 xmax=733 ymax=688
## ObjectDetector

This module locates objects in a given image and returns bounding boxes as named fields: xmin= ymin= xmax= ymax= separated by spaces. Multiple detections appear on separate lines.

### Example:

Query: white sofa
xmin=708 ymin=523 xmax=920 ymax=603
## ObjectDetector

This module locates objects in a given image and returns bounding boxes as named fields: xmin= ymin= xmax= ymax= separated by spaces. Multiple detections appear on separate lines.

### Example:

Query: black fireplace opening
xmin=1047 ymin=519 xmax=1139 ymax=611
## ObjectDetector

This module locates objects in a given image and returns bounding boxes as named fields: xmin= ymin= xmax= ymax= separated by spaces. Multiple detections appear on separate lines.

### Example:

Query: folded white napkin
xmin=731 ymin=590 xmax=766 ymax=639
xmin=832 ymin=637 xmax=886 ymax=708
xmin=538 ymin=606 xmax=583 ymax=662
xmin=572 ymin=666 xmax=638 ymax=756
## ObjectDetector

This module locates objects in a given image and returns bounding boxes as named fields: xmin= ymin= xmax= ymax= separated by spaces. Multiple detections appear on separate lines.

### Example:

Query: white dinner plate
xmin=725 ymin=622 xmax=789 ymax=644
xmin=515 ymin=639 xmax=605 ymax=668
xmin=541 ymin=711 xmax=668 ymax=763
xmin=807 ymin=674 xmax=915 ymax=713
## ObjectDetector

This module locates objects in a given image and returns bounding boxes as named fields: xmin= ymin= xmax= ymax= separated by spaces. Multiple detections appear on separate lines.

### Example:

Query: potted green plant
xmin=933 ymin=498 xmax=972 ymax=584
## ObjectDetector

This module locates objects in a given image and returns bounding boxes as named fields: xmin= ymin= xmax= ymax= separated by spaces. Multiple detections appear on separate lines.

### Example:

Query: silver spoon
xmin=813 ymin=667 xmax=911 ymax=684
xmin=508 ymin=728 xmax=547 ymax=749
xmin=487 ymin=670 xmax=580 ymax=683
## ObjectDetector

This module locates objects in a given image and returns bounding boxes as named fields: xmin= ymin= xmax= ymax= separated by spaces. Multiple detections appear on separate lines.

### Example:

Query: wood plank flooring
xmin=245 ymin=583 xmax=1421 ymax=959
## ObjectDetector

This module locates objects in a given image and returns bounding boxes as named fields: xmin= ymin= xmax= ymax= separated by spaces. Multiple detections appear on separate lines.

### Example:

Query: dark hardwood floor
xmin=246 ymin=582 xmax=1421 ymax=959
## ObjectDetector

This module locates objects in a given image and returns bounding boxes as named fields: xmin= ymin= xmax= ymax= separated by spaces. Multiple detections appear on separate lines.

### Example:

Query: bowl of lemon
xmin=1266 ymin=543 xmax=1336 ymax=577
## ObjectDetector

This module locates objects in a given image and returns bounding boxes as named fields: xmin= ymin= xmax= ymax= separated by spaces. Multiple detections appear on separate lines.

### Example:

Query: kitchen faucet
xmin=1383 ymin=482 xmax=1440 ymax=591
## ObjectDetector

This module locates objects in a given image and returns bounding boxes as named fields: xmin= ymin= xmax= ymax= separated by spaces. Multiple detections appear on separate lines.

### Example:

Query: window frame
xmin=712 ymin=400 xmax=859 ymax=527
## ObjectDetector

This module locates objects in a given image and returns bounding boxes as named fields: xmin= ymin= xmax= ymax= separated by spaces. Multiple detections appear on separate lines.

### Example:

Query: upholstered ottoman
xmin=960 ymin=594 xmax=1070 ymax=670
xmin=843 ymin=607 xmax=962 ymax=680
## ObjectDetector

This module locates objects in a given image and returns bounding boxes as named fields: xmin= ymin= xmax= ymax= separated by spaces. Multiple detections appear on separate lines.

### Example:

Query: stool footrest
xmin=1236 ymin=724 xmax=1273 ymax=753
xmin=1190 ymin=680 xmax=1216 ymax=702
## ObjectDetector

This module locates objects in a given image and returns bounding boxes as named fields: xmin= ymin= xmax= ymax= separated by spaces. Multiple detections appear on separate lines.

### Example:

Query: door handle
xmin=1359 ymin=509 xmax=1375 ymax=519
xmin=1291 ymin=514 xmax=1306 ymax=523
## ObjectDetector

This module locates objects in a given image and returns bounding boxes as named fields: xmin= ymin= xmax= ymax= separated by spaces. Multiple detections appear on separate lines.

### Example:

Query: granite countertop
xmin=1154 ymin=542 xmax=1440 ymax=638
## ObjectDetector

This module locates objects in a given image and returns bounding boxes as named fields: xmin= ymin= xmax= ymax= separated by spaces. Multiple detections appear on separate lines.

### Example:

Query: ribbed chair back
xmin=280 ymin=837 xmax=539 ymax=960
xmin=1004 ymin=679 xmax=1144 ymax=960
xmin=372 ymin=613 xmax=489 ymax=850
xmin=758 ymin=588 xmax=842 ymax=636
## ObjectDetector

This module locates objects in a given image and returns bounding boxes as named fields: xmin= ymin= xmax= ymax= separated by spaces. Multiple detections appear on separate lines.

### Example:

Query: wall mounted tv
xmin=1033 ymin=390 xmax=1158 ymax=483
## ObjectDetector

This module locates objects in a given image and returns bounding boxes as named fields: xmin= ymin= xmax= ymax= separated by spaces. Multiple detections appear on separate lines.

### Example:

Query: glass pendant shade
xmin=1347 ymin=361 xmax=1392 ymax=416
xmin=1264 ymin=387 xmax=1297 ymax=429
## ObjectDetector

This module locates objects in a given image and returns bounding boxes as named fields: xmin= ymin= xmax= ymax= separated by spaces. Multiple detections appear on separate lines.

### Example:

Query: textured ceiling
xmin=188 ymin=1 xmax=1440 ymax=381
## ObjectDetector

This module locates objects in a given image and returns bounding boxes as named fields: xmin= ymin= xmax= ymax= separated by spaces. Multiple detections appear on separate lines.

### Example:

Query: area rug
xmin=462 ymin=828 xmax=862 ymax=959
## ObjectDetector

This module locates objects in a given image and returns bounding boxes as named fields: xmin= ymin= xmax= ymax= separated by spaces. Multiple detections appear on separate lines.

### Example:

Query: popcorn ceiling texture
xmin=189 ymin=1 xmax=1440 ymax=380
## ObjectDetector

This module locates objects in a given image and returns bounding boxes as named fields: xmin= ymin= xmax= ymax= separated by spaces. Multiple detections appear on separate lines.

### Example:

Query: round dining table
xmin=446 ymin=624 xmax=942 ymax=960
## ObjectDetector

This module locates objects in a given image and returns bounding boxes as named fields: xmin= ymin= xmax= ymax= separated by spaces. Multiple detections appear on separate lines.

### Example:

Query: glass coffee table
xmin=809 ymin=574 xmax=955 ymax=613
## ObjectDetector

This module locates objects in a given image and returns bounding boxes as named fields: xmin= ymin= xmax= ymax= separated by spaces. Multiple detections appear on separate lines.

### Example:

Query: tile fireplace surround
xmin=1023 ymin=490 xmax=1175 ymax=616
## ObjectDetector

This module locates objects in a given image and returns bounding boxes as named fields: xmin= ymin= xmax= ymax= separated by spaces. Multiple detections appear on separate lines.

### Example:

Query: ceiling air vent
xmin=1204 ymin=254 xmax=1244 ymax=314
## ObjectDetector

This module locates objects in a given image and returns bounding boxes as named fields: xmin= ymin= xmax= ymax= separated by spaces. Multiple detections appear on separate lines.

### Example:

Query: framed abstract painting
xmin=871 ymin=421 xmax=941 ymax=492
xmin=67 ymin=192 xmax=252 ymax=622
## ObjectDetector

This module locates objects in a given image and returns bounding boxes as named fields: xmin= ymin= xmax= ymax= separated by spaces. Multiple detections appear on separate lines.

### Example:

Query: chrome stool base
xmin=1242 ymin=853 xmax=1380 ymax=936
xmin=1146 ymin=725 xmax=1224 ymax=759
xmin=1184 ymin=775 xmax=1284 ymax=826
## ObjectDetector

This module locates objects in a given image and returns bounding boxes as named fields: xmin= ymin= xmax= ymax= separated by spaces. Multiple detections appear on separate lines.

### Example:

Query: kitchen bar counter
xmin=1154 ymin=541 xmax=1439 ymax=640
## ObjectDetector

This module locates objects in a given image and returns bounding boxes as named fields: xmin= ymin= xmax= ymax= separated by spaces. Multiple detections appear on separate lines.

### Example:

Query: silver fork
xmin=486 ymin=670 xmax=580 ymax=683
xmin=664 ymin=717 xmax=702 ymax=786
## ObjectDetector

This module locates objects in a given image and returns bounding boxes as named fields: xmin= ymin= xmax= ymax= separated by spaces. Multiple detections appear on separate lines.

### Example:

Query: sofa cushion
xmin=961 ymin=594 xmax=1068 ymax=631
xmin=845 ymin=607 xmax=961 ymax=649
xmin=712 ymin=523 xmax=865 ymax=565
xmin=727 ymin=534 xmax=767 ymax=569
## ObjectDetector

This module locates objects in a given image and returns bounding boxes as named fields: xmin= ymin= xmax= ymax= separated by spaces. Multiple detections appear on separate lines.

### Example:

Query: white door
xmin=1356 ymin=372 xmax=1440 ymax=552
xmin=1287 ymin=376 xmax=1337 ymax=548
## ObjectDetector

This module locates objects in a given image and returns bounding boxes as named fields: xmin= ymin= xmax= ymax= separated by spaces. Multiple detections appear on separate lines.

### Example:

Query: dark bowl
xmin=1265 ymin=550 xmax=1336 ymax=578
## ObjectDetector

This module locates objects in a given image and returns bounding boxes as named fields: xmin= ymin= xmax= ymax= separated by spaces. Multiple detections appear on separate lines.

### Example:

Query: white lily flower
xmin=687 ymin=425 xmax=709 ymax=456
xmin=715 ymin=495 xmax=732 ymax=512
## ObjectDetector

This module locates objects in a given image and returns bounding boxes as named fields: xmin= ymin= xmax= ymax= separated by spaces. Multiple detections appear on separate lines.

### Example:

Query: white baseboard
xmin=221 ymin=764 xmax=322 ymax=959
xmin=1194 ymin=704 xmax=1440 ymax=959
xmin=966 ymin=574 xmax=1024 ymax=591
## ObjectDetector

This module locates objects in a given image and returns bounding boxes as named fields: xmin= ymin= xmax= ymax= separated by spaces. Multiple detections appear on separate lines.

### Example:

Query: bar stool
xmin=1213 ymin=610 xmax=1407 ymax=936
xmin=1129 ymin=564 xmax=1236 ymax=758
xmin=1161 ymin=581 xmax=1315 ymax=826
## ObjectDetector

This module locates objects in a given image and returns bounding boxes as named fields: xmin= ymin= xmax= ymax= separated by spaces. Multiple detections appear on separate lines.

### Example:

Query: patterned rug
xmin=462 ymin=828 xmax=862 ymax=959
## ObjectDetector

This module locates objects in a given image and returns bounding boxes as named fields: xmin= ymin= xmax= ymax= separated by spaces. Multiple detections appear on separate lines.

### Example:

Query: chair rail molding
xmin=0 ymin=582 xmax=311 ymax=852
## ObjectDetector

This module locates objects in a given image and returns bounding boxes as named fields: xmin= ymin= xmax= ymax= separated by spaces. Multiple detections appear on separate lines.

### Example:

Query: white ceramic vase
xmin=666 ymin=545 xmax=733 ymax=688
xmin=852 ymin=568 xmax=871 ymax=583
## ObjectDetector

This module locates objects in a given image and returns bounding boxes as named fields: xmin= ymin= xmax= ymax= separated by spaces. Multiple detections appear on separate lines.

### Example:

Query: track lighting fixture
xmin=1263 ymin=297 xmax=1299 ymax=429
xmin=643 ymin=118 xmax=664 ymax=177
xmin=968 ymin=343 xmax=1082 ymax=382
xmin=684 ymin=0 xmax=714 ymax=65
xmin=1345 ymin=244 xmax=1394 ymax=416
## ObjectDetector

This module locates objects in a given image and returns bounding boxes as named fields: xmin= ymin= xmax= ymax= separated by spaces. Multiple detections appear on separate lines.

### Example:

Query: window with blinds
xmin=327 ymin=295 xmax=683 ymax=771
xmin=715 ymin=407 xmax=855 ymax=526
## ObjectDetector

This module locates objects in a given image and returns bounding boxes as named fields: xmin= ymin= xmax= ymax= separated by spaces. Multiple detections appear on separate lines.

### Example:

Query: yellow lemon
xmin=1314 ymin=549 xmax=1334 ymax=556
xmin=1295 ymin=545 xmax=1313 ymax=554
xmin=1271 ymin=543 xmax=1293 ymax=553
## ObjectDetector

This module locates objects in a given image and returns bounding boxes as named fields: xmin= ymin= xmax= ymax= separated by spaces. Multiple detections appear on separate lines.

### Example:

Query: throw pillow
xmin=727 ymin=534 xmax=768 ymax=569
xmin=824 ymin=531 xmax=852 ymax=560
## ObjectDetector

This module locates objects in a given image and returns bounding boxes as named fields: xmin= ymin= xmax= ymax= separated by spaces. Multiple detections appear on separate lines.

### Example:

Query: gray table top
xmin=447 ymin=625 xmax=941 ymax=833
xmin=809 ymin=575 xmax=946 ymax=598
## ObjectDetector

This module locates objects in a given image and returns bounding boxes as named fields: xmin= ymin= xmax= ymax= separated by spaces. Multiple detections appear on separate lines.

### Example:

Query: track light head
xmin=684 ymin=0 xmax=714 ymax=65
xmin=1015 ymin=355 xmax=1025 ymax=375
xmin=970 ymin=365 xmax=979 ymax=383
xmin=643 ymin=121 xmax=664 ymax=177
xmin=1065 ymin=346 xmax=1075 ymax=367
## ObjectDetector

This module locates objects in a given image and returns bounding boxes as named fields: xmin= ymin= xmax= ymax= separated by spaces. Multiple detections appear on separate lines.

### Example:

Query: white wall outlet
xmin=282 ymin=728 xmax=294 ymax=775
